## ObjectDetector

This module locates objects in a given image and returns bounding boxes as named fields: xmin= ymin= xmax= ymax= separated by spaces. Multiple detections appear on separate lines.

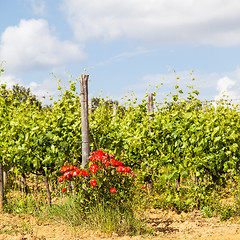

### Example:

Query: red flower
xmin=58 ymin=177 xmax=64 ymax=182
xmin=89 ymin=155 xmax=96 ymax=162
xmin=105 ymin=161 xmax=110 ymax=167
xmin=110 ymin=160 xmax=124 ymax=167
xmin=81 ymin=170 xmax=90 ymax=176
xmin=90 ymin=178 xmax=97 ymax=187
xmin=96 ymin=150 xmax=104 ymax=156
xmin=63 ymin=171 xmax=71 ymax=180
xmin=101 ymin=157 xmax=107 ymax=163
xmin=72 ymin=171 xmax=78 ymax=177
xmin=61 ymin=188 xmax=67 ymax=193
xmin=131 ymin=172 xmax=137 ymax=177
xmin=110 ymin=159 xmax=116 ymax=166
xmin=89 ymin=163 xmax=99 ymax=174
xmin=110 ymin=187 xmax=116 ymax=193
xmin=109 ymin=154 xmax=115 ymax=160
xmin=116 ymin=166 xmax=124 ymax=173
xmin=60 ymin=165 xmax=67 ymax=173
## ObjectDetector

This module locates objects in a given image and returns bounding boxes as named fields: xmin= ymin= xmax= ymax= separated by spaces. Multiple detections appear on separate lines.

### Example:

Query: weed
xmin=201 ymin=206 xmax=217 ymax=218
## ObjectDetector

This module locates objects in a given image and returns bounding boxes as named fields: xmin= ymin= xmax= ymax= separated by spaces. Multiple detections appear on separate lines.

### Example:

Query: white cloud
xmin=27 ymin=0 xmax=46 ymax=16
xmin=27 ymin=78 xmax=58 ymax=103
xmin=62 ymin=0 xmax=240 ymax=46
xmin=0 ymin=74 xmax=21 ymax=89
xmin=214 ymin=69 xmax=240 ymax=102
xmin=0 ymin=19 xmax=85 ymax=73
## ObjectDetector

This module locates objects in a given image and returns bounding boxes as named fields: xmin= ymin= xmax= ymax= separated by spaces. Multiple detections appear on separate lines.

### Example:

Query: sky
xmin=0 ymin=0 xmax=240 ymax=106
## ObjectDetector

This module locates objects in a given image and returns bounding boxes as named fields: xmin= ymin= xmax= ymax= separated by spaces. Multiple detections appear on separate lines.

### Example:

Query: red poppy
xmin=90 ymin=163 xmax=99 ymax=174
xmin=90 ymin=178 xmax=97 ymax=187
xmin=61 ymin=188 xmax=67 ymax=193
xmin=60 ymin=165 xmax=66 ymax=173
xmin=82 ymin=170 xmax=90 ymax=176
xmin=116 ymin=166 xmax=124 ymax=172
xmin=110 ymin=187 xmax=116 ymax=193
xmin=72 ymin=171 xmax=78 ymax=177
xmin=58 ymin=177 xmax=64 ymax=182
xmin=109 ymin=154 xmax=115 ymax=160
xmin=115 ymin=161 xmax=124 ymax=167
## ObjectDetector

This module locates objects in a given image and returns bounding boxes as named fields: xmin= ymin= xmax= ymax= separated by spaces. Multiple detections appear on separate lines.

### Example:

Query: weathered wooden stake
xmin=146 ymin=93 xmax=154 ymax=194
xmin=0 ymin=164 xmax=4 ymax=211
xmin=113 ymin=103 xmax=117 ymax=119
xmin=88 ymin=99 xmax=92 ymax=115
xmin=80 ymin=75 xmax=90 ymax=168
xmin=148 ymin=93 xmax=154 ymax=121
xmin=3 ymin=171 xmax=7 ymax=189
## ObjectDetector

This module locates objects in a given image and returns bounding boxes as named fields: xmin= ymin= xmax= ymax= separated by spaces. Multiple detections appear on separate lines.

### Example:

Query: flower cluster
xmin=58 ymin=165 xmax=89 ymax=183
xmin=89 ymin=150 xmax=134 ymax=175
xmin=88 ymin=150 xmax=136 ymax=193
xmin=58 ymin=150 xmax=137 ymax=204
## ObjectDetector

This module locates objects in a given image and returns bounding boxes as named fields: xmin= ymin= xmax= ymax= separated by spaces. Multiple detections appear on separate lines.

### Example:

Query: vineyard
xmin=1 ymin=66 xmax=240 ymax=237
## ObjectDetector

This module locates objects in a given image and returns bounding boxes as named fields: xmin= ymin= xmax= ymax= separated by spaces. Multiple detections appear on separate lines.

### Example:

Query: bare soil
xmin=0 ymin=209 xmax=240 ymax=240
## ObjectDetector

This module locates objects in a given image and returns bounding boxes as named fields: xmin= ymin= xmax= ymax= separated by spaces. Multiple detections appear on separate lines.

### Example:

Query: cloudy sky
xmin=0 ymin=0 xmax=240 ymax=105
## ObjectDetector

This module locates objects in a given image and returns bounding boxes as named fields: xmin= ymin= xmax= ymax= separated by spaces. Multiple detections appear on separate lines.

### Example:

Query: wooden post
xmin=80 ymin=75 xmax=90 ymax=168
xmin=148 ymin=93 xmax=154 ymax=120
xmin=88 ymin=99 xmax=92 ymax=115
xmin=113 ymin=103 xmax=117 ymax=120
xmin=148 ymin=93 xmax=154 ymax=133
xmin=3 ymin=171 xmax=7 ymax=189
xmin=0 ymin=164 xmax=4 ymax=211
xmin=146 ymin=93 xmax=154 ymax=194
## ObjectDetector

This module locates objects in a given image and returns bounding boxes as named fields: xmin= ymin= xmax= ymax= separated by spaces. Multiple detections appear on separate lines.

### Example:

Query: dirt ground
xmin=1 ymin=209 xmax=240 ymax=240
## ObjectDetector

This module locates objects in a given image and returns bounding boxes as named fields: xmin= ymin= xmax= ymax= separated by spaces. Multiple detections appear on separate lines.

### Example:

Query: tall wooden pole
xmin=148 ymin=93 xmax=154 ymax=119
xmin=0 ymin=164 xmax=4 ymax=211
xmin=147 ymin=93 xmax=154 ymax=194
xmin=80 ymin=75 xmax=90 ymax=168
xmin=148 ymin=93 xmax=154 ymax=132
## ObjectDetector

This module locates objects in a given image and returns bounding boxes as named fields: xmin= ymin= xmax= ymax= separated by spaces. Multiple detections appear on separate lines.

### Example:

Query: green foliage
xmin=219 ymin=205 xmax=236 ymax=221
xmin=1 ymin=65 xmax=240 ymax=220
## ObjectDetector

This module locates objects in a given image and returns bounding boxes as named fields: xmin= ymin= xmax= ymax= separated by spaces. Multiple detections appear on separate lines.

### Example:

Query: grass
xmin=83 ymin=201 xmax=149 ymax=235
xmin=3 ymin=174 xmax=240 ymax=237
xmin=4 ymin=192 xmax=49 ymax=215
xmin=44 ymin=196 xmax=150 ymax=236
xmin=3 ymin=179 xmax=151 ymax=236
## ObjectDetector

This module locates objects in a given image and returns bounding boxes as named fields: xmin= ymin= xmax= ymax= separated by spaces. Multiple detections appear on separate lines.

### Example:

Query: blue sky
xmin=1 ymin=0 xmax=240 ymax=105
